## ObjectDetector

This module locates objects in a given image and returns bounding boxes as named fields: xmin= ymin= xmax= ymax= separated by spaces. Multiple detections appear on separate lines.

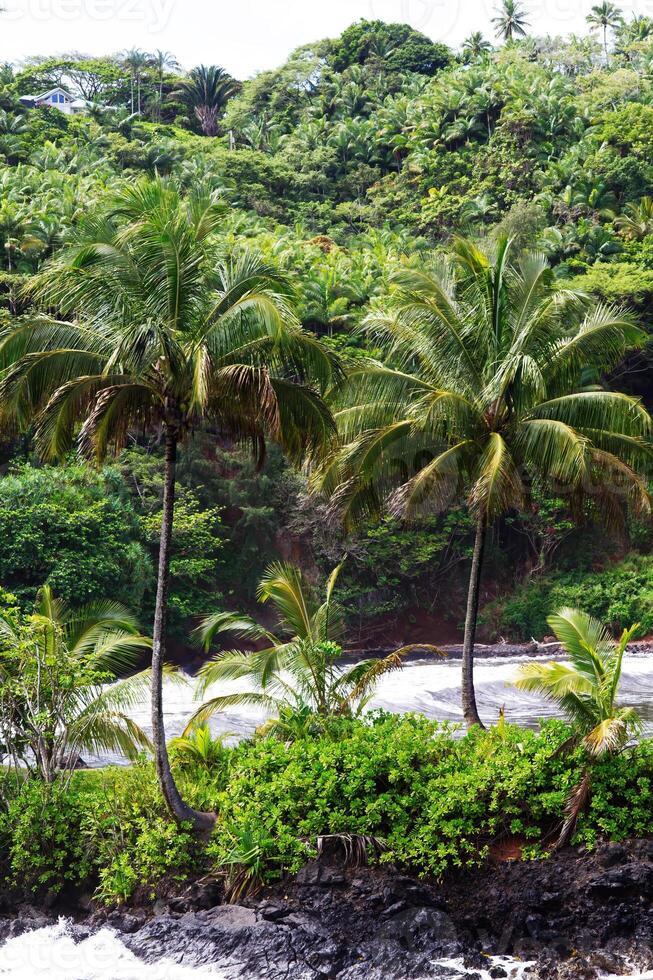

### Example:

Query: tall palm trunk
xmin=462 ymin=513 xmax=487 ymax=729
xmin=152 ymin=423 xmax=216 ymax=832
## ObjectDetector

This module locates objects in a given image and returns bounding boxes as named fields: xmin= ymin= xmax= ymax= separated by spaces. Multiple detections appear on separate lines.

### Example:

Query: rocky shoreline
xmin=1 ymin=840 xmax=652 ymax=978
xmin=342 ymin=639 xmax=653 ymax=665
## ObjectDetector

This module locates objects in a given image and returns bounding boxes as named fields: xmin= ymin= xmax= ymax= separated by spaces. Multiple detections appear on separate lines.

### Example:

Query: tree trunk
xmin=152 ymin=424 xmax=216 ymax=832
xmin=195 ymin=105 xmax=218 ymax=137
xmin=462 ymin=513 xmax=487 ymax=729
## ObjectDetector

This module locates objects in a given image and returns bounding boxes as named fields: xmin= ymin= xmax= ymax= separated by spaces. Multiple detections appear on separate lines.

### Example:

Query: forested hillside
xmin=2 ymin=14 xmax=653 ymax=646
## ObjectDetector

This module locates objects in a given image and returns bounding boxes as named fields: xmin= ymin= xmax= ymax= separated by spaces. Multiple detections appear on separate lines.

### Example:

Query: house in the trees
xmin=19 ymin=87 xmax=91 ymax=115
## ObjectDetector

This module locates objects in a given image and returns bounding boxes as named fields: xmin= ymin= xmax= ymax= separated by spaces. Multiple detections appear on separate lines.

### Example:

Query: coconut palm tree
xmin=514 ymin=607 xmax=642 ymax=845
xmin=170 ymin=65 xmax=238 ymax=137
xmin=0 ymin=178 xmax=338 ymax=829
xmin=190 ymin=562 xmax=439 ymax=733
xmin=462 ymin=32 xmax=493 ymax=63
xmin=587 ymin=2 xmax=624 ymax=65
xmin=0 ymin=586 xmax=154 ymax=783
xmin=150 ymin=50 xmax=179 ymax=120
xmin=121 ymin=48 xmax=149 ymax=115
xmin=316 ymin=238 xmax=652 ymax=729
xmin=492 ymin=0 xmax=530 ymax=43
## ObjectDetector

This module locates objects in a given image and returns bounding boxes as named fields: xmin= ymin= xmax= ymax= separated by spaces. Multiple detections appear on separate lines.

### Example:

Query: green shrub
xmin=206 ymin=715 xmax=578 ymax=879
xmin=3 ymin=718 xmax=653 ymax=903
xmin=80 ymin=764 xmax=202 ymax=904
xmin=580 ymin=740 xmax=653 ymax=848
xmin=0 ymin=780 xmax=92 ymax=895
xmin=487 ymin=554 xmax=653 ymax=640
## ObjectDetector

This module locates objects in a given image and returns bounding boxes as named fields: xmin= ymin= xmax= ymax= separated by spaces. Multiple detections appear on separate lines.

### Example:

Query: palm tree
xmin=170 ymin=65 xmax=238 ymax=137
xmin=619 ymin=14 xmax=653 ymax=45
xmin=587 ymin=2 xmax=624 ymax=65
xmin=0 ymin=178 xmax=338 ymax=829
xmin=316 ymin=238 xmax=652 ymax=729
xmin=190 ymin=562 xmax=439 ymax=733
xmin=0 ymin=586 xmax=153 ymax=783
xmin=121 ymin=48 xmax=149 ymax=115
xmin=492 ymin=0 xmax=530 ymax=42
xmin=462 ymin=32 xmax=493 ymax=63
xmin=514 ymin=607 xmax=642 ymax=845
xmin=151 ymin=50 xmax=179 ymax=120
xmin=169 ymin=724 xmax=231 ymax=771
xmin=615 ymin=196 xmax=653 ymax=241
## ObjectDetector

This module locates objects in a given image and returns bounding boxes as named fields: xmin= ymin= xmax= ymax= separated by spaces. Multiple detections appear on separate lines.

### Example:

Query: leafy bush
xmin=0 ymin=464 xmax=150 ymax=609
xmin=488 ymin=554 xmax=653 ymax=640
xmin=566 ymin=262 xmax=653 ymax=313
xmin=3 ymin=718 xmax=653 ymax=903
xmin=0 ymin=780 xmax=92 ymax=895
xmin=206 ymin=715 xmax=582 ymax=879
xmin=581 ymin=739 xmax=653 ymax=847
xmin=80 ymin=764 xmax=202 ymax=904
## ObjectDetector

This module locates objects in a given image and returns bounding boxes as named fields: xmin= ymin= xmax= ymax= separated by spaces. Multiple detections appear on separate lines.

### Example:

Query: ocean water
xmin=88 ymin=649 xmax=653 ymax=766
xmin=0 ymin=921 xmax=648 ymax=979
xmin=0 ymin=920 xmax=224 ymax=979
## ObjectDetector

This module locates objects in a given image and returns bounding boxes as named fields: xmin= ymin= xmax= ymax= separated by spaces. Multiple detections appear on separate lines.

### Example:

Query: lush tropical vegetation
xmin=515 ymin=607 xmax=643 ymax=845
xmin=0 ymin=585 xmax=153 ymax=783
xmin=191 ymin=560 xmax=439 ymax=734
xmin=1 ymin=5 xmax=653 ymax=904
xmin=316 ymin=238 xmax=652 ymax=725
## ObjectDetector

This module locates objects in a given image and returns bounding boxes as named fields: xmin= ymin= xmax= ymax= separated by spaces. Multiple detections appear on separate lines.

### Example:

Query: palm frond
xmin=257 ymin=562 xmax=316 ymax=639
xmin=389 ymin=441 xmax=473 ymax=520
xmin=195 ymin=611 xmax=277 ymax=653
xmin=184 ymin=691 xmax=284 ymax=733
xmin=68 ymin=710 xmax=152 ymax=761
xmin=548 ymin=607 xmax=614 ymax=669
xmin=195 ymin=647 xmax=285 ymax=698
xmin=556 ymin=768 xmax=592 ymax=849
xmin=517 ymin=418 xmax=590 ymax=487
xmin=470 ymin=432 xmax=524 ymax=519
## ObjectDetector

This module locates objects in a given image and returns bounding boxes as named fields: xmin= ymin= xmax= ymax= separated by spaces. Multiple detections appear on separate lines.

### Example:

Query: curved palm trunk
xmin=556 ymin=767 xmax=592 ymax=850
xmin=152 ymin=425 xmax=216 ymax=832
xmin=462 ymin=513 xmax=487 ymax=729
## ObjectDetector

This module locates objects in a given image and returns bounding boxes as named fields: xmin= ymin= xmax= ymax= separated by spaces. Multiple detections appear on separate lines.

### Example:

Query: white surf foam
xmin=0 ymin=921 xmax=647 ymax=978
xmin=0 ymin=918 xmax=225 ymax=979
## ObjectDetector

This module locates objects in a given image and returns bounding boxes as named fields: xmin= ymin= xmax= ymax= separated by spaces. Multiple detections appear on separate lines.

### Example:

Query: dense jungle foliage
xmin=2 ymin=716 xmax=653 ymax=903
xmin=2 ymin=14 xmax=653 ymax=643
